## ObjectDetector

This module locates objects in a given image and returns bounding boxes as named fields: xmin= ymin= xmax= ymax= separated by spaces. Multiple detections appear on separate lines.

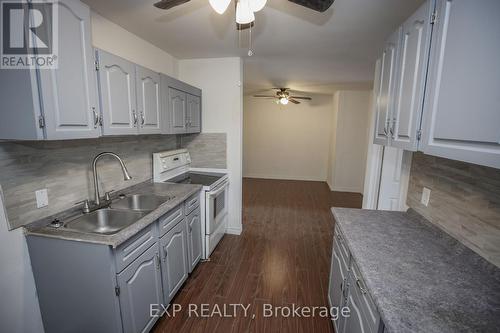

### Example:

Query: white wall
xmin=0 ymin=188 xmax=44 ymax=333
xmin=178 ymin=58 xmax=243 ymax=235
xmin=91 ymin=12 xmax=178 ymax=77
xmin=328 ymin=90 xmax=372 ymax=193
xmin=243 ymin=95 xmax=334 ymax=181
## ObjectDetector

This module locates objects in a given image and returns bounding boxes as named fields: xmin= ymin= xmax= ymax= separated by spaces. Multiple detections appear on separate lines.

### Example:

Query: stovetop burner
xmin=168 ymin=171 xmax=226 ymax=187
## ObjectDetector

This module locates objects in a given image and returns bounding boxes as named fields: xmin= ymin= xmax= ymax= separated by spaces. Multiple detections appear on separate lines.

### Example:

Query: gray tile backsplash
xmin=180 ymin=133 xmax=226 ymax=169
xmin=407 ymin=152 xmax=500 ymax=267
xmin=0 ymin=133 xmax=226 ymax=230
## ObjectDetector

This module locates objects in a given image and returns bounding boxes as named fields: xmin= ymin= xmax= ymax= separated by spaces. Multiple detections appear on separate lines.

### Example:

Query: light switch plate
xmin=35 ymin=189 xmax=48 ymax=208
xmin=421 ymin=187 xmax=431 ymax=207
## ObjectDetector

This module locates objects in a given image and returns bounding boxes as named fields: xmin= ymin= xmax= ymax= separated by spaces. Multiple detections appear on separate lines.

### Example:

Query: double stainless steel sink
xmin=62 ymin=194 xmax=172 ymax=235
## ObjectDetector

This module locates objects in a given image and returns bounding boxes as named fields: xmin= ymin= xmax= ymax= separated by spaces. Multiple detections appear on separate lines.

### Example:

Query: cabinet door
xmin=328 ymin=234 xmax=349 ymax=333
xmin=391 ymin=0 xmax=433 ymax=151
xmin=186 ymin=94 xmax=201 ymax=133
xmin=160 ymin=221 xmax=188 ymax=304
xmin=117 ymin=245 xmax=163 ymax=333
xmin=374 ymin=28 xmax=401 ymax=146
xmin=37 ymin=0 xmax=99 ymax=140
xmin=97 ymin=50 xmax=138 ymax=135
xmin=168 ymin=88 xmax=187 ymax=134
xmin=186 ymin=208 xmax=202 ymax=272
xmin=420 ymin=0 xmax=500 ymax=169
xmin=136 ymin=66 xmax=162 ymax=134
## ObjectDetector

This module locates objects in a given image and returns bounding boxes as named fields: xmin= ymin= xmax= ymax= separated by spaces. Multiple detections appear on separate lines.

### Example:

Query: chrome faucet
xmin=92 ymin=152 xmax=132 ymax=206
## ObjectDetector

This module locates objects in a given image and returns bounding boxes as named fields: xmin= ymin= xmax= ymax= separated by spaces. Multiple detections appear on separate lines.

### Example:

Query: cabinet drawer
xmin=159 ymin=205 xmax=184 ymax=237
xmin=184 ymin=192 xmax=200 ymax=215
xmin=115 ymin=224 xmax=158 ymax=273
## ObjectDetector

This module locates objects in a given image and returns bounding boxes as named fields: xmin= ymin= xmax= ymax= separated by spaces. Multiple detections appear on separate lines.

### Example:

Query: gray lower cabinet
xmin=117 ymin=244 xmax=163 ymax=333
xmin=160 ymin=220 xmax=189 ymax=304
xmin=329 ymin=226 xmax=383 ymax=333
xmin=328 ymin=231 xmax=350 ymax=333
xmin=27 ymin=191 xmax=202 ymax=333
xmin=186 ymin=207 xmax=202 ymax=272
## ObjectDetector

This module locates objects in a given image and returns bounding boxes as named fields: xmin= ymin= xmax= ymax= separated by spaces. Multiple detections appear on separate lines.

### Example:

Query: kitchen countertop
xmin=25 ymin=181 xmax=202 ymax=248
xmin=331 ymin=207 xmax=500 ymax=333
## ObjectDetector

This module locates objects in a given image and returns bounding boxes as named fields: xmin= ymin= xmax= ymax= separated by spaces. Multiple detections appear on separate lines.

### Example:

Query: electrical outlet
xmin=421 ymin=187 xmax=431 ymax=207
xmin=35 ymin=189 xmax=48 ymax=208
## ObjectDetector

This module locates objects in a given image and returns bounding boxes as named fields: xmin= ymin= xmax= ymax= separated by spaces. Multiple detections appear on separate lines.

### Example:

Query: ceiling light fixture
xmin=235 ymin=0 xmax=255 ymax=24
xmin=280 ymin=97 xmax=289 ymax=105
xmin=208 ymin=0 xmax=231 ymax=14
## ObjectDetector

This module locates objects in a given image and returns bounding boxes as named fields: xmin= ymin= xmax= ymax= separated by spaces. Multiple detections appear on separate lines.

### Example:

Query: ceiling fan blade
xmin=288 ymin=99 xmax=300 ymax=104
xmin=253 ymin=95 xmax=277 ymax=98
xmin=290 ymin=96 xmax=312 ymax=100
xmin=288 ymin=0 xmax=335 ymax=12
xmin=153 ymin=0 xmax=190 ymax=10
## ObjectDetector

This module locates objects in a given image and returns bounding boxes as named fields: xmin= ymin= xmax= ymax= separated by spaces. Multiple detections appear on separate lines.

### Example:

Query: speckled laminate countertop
xmin=25 ymin=181 xmax=202 ymax=248
xmin=331 ymin=207 xmax=500 ymax=333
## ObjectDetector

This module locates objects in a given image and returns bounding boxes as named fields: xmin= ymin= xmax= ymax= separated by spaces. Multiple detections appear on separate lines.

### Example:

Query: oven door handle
xmin=208 ymin=181 xmax=228 ymax=197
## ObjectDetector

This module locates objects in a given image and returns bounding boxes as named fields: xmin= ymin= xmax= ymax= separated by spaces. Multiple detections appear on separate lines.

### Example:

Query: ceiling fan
xmin=253 ymin=88 xmax=312 ymax=105
xmin=153 ymin=0 xmax=335 ymax=19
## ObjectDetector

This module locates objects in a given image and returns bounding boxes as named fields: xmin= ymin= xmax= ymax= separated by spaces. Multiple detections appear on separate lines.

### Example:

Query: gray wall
xmin=407 ymin=152 xmax=500 ymax=267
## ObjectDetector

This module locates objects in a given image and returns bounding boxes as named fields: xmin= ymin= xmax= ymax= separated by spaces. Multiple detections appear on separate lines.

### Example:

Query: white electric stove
xmin=153 ymin=149 xmax=229 ymax=259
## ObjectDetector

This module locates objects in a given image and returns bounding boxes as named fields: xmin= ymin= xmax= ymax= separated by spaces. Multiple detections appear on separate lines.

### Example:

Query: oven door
xmin=206 ymin=180 xmax=229 ymax=235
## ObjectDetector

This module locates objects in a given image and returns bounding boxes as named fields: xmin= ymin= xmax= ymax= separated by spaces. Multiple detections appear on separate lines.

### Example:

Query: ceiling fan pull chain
xmin=248 ymin=22 xmax=254 ymax=56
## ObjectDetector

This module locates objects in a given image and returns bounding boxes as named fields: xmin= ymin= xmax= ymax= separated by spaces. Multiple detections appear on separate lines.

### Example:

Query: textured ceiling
xmin=83 ymin=0 xmax=424 ymax=91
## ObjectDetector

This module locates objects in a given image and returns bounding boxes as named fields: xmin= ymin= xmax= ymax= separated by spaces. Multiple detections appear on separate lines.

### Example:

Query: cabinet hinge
xmin=38 ymin=115 xmax=45 ymax=128
xmin=430 ymin=11 xmax=437 ymax=24
xmin=417 ymin=129 xmax=422 ymax=141
xmin=95 ymin=60 xmax=99 ymax=71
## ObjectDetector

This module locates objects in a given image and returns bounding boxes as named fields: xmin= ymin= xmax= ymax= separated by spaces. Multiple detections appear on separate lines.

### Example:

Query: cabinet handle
xmin=383 ymin=127 xmax=388 ymax=136
xmin=356 ymin=278 xmax=367 ymax=294
xmin=189 ymin=225 xmax=192 ymax=233
xmin=155 ymin=253 xmax=160 ymax=269
xmin=132 ymin=111 xmax=138 ymax=126
xmin=92 ymin=107 xmax=99 ymax=128
xmin=140 ymin=112 xmax=145 ymax=126
xmin=163 ymin=250 xmax=167 ymax=262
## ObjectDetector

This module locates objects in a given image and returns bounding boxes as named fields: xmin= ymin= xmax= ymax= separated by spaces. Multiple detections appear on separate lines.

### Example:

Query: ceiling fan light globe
xmin=209 ymin=0 xmax=231 ymax=14
xmin=280 ymin=97 xmax=289 ymax=105
xmin=249 ymin=0 xmax=267 ymax=12
xmin=236 ymin=0 xmax=255 ymax=24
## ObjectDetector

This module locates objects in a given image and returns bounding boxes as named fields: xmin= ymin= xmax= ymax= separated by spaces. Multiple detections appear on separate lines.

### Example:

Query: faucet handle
xmin=104 ymin=190 xmax=115 ymax=202
xmin=75 ymin=199 xmax=91 ymax=214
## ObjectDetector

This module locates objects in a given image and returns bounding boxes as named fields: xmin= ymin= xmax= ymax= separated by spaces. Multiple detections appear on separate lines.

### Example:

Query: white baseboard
xmin=331 ymin=185 xmax=363 ymax=193
xmin=326 ymin=180 xmax=335 ymax=191
xmin=244 ymin=174 xmax=325 ymax=182
xmin=225 ymin=226 xmax=242 ymax=235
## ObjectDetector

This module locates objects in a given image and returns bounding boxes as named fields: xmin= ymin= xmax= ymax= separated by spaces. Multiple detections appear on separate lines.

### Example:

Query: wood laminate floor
xmin=153 ymin=178 xmax=362 ymax=333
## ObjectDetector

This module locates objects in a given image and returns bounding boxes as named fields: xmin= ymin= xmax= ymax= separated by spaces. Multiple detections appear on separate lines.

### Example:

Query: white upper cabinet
xmin=0 ymin=0 xmax=99 ymax=140
xmin=135 ymin=66 xmax=161 ymax=134
xmin=420 ymin=0 xmax=500 ymax=168
xmin=38 ymin=0 xmax=99 ymax=140
xmin=161 ymin=74 xmax=202 ymax=135
xmin=391 ymin=0 xmax=433 ymax=150
xmin=374 ymin=28 xmax=401 ymax=146
xmin=186 ymin=94 xmax=201 ymax=134
xmin=96 ymin=50 xmax=138 ymax=136
xmin=168 ymin=88 xmax=188 ymax=134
